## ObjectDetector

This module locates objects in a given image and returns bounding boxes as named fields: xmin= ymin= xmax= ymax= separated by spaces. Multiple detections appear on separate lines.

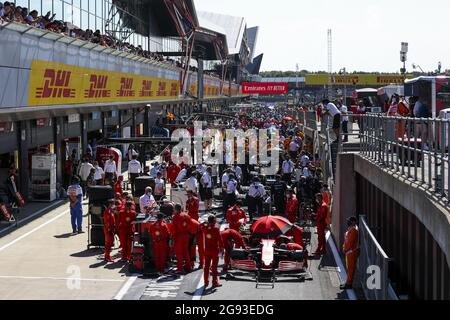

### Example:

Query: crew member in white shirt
xmin=247 ymin=176 xmax=265 ymax=220
xmin=150 ymin=162 xmax=160 ymax=178
xmin=175 ymin=167 xmax=188 ymax=184
xmin=184 ymin=171 xmax=199 ymax=195
xmin=281 ymin=156 xmax=295 ymax=185
xmin=154 ymin=171 xmax=166 ymax=202
xmin=288 ymin=139 xmax=300 ymax=159
xmin=139 ymin=186 xmax=157 ymax=214
xmin=104 ymin=155 xmax=117 ymax=187
xmin=234 ymin=164 xmax=242 ymax=184
xmin=200 ymin=166 xmax=213 ymax=211
xmin=322 ymin=99 xmax=342 ymax=143
xmin=223 ymin=174 xmax=237 ymax=213
xmin=294 ymin=164 xmax=303 ymax=183
xmin=221 ymin=169 xmax=231 ymax=189
xmin=93 ymin=161 xmax=104 ymax=185
xmin=340 ymin=102 xmax=349 ymax=143
xmin=78 ymin=159 xmax=94 ymax=197
xmin=128 ymin=155 xmax=142 ymax=195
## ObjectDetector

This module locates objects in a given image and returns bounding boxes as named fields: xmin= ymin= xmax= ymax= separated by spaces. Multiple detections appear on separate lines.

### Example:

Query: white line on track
xmin=0 ymin=209 xmax=69 ymax=253
xmin=113 ymin=275 xmax=138 ymax=300
xmin=326 ymin=231 xmax=357 ymax=300
xmin=0 ymin=201 xmax=64 ymax=236
xmin=192 ymin=276 xmax=205 ymax=300
xmin=0 ymin=275 xmax=123 ymax=282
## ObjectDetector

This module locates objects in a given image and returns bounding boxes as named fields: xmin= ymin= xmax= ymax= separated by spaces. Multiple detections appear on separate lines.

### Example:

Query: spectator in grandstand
xmin=25 ymin=10 xmax=41 ymax=27
xmin=12 ymin=6 xmax=24 ymax=23
xmin=0 ymin=2 xmax=13 ymax=21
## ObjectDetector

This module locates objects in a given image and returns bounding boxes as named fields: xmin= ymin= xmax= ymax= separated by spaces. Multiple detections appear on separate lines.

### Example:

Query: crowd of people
xmin=61 ymin=101 xmax=363 ymax=290
xmin=0 ymin=1 xmax=193 ymax=70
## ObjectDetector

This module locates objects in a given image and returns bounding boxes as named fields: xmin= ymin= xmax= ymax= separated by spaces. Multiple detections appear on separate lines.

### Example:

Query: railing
xmin=358 ymin=215 xmax=399 ymax=300
xmin=359 ymin=114 xmax=450 ymax=202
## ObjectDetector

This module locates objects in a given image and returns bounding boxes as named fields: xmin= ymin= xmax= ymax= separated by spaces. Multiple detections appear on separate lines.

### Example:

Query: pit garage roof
xmin=194 ymin=20 xmax=229 ymax=60
xmin=117 ymin=0 xmax=199 ymax=37
xmin=197 ymin=11 xmax=247 ymax=55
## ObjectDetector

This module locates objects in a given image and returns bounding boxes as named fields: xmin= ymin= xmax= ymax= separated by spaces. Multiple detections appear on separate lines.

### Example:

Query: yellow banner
xmin=28 ymin=60 xmax=180 ymax=106
xmin=305 ymin=74 xmax=413 ymax=86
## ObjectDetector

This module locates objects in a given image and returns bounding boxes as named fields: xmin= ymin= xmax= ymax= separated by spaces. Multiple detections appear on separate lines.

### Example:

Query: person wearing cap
xmin=103 ymin=199 xmax=116 ymax=263
xmin=67 ymin=177 xmax=83 ymax=235
xmin=118 ymin=201 xmax=137 ymax=262
xmin=139 ymin=186 xmax=157 ymax=214
xmin=247 ymin=176 xmax=265 ymax=220
xmin=149 ymin=213 xmax=171 ymax=273
xmin=202 ymin=215 xmax=223 ymax=288
xmin=186 ymin=190 xmax=200 ymax=221
xmin=220 ymin=228 xmax=246 ymax=273
xmin=341 ymin=217 xmax=359 ymax=289
xmin=172 ymin=204 xmax=193 ymax=273
xmin=285 ymin=189 xmax=299 ymax=223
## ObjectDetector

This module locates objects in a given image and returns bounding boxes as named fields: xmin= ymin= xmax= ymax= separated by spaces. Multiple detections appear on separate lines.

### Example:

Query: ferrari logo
xmin=183 ymin=222 xmax=187 ymax=227
xmin=206 ymin=234 xmax=212 ymax=239
xmin=126 ymin=217 xmax=130 ymax=222
xmin=155 ymin=231 xmax=160 ymax=236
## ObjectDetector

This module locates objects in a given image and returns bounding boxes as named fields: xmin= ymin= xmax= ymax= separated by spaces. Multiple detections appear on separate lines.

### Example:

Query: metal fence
xmin=359 ymin=114 xmax=450 ymax=201
xmin=358 ymin=215 xmax=398 ymax=300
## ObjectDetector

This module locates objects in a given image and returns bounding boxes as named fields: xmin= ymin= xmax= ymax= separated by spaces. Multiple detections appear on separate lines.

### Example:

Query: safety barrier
xmin=359 ymin=114 xmax=450 ymax=202
xmin=358 ymin=215 xmax=399 ymax=300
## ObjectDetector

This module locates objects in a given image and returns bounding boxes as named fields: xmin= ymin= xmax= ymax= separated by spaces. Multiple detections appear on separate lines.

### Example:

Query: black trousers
xmin=282 ymin=173 xmax=292 ymax=185
xmin=129 ymin=173 xmax=140 ymax=195
xmin=248 ymin=196 xmax=263 ymax=220
xmin=105 ymin=173 xmax=115 ymax=187
xmin=274 ymin=196 xmax=285 ymax=216
xmin=342 ymin=121 xmax=349 ymax=141
xmin=223 ymin=193 xmax=236 ymax=212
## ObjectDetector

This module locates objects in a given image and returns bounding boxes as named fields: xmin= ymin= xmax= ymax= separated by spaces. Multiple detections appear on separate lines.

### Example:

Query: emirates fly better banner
xmin=242 ymin=82 xmax=288 ymax=95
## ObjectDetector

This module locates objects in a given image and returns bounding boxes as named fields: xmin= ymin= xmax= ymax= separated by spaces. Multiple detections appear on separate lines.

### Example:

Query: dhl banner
xmin=28 ymin=60 xmax=179 ymax=106
xmin=305 ymin=74 xmax=413 ymax=86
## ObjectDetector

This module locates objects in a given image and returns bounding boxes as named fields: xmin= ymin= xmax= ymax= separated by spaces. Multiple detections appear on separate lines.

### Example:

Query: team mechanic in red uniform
xmin=119 ymin=201 xmax=137 ymax=261
xmin=225 ymin=205 xmax=247 ymax=231
xmin=186 ymin=190 xmax=200 ymax=221
xmin=313 ymin=193 xmax=329 ymax=255
xmin=220 ymin=228 xmax=246 ymax=273
xmin=149 ymin=213 xmax=171 ymax=273
xmin=172 ymin=204 xmax=193 ymax=273
xmin=189 ymin=218 xmax=205 ymax=269
xmin=285 ymin=189 xmax=299 ymax=223
xmin=103 ymin=199 xmax=116 ymax=262
xmin=202 ymin=215 xmax=223 ymax=288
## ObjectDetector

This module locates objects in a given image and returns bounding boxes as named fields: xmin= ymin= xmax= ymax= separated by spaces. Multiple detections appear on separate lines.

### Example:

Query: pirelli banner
xmin=305 ymin=74 xmax=412 ymax=86
xmin=28 ymin=60 xmax=180 ymax=106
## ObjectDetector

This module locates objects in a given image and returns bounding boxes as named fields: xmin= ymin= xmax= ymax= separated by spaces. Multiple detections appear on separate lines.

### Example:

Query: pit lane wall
xmin=0 ymin=22 xmax=241 ymax=109
xmin=333 ymin=153 xmax=450 ymax=300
